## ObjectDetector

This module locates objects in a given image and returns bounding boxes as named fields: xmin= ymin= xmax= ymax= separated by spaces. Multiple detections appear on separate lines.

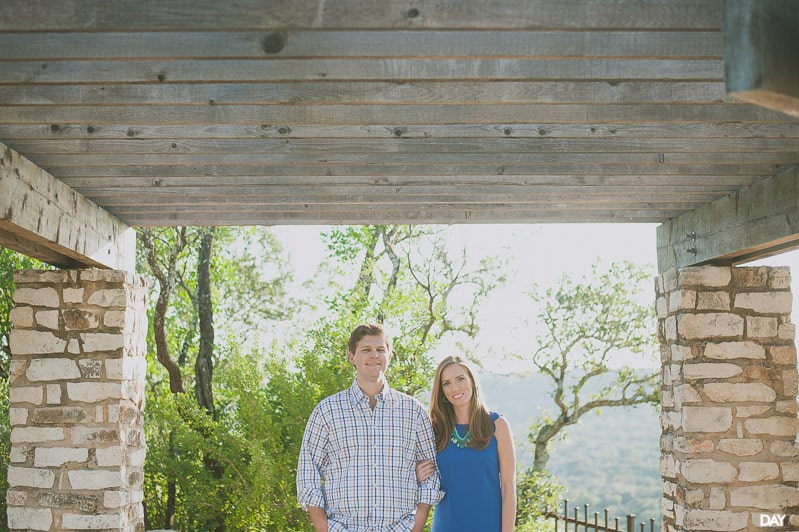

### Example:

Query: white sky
xmin=269 ymin=223 xmax=799 ymax=373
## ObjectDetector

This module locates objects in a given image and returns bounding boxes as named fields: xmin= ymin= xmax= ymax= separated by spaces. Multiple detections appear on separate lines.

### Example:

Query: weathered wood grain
xmin=0 ymin=142 xmax=134 ymax=269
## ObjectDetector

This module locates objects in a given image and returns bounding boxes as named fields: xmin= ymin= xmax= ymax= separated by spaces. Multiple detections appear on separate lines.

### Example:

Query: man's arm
xmin=307 ymin=505 xmax=330 ymax=532
xmin=411 ymin=503 xmax=431 ymax=532
xmin=414 ymin=408 xmax=444 ymax=506
xmin=296 ymin=404 xmax=329 ymax=525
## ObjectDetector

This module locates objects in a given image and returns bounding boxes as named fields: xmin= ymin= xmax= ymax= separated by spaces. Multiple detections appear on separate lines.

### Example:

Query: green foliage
xmin=515 ymin=469 xmax=565 ymax=532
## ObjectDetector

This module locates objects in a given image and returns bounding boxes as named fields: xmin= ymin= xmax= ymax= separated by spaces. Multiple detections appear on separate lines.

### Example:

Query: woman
xmin=417 ymin=355 xmax=516 ymax=532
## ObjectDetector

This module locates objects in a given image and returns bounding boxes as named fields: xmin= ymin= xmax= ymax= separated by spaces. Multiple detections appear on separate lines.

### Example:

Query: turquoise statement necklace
xmin=450 ymin=426 xmax=471 ymax=448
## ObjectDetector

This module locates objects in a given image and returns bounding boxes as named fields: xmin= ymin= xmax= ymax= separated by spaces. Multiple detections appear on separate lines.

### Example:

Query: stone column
xmin=657 ymin=265 xmax=799 ymax=532
xmin=6 ymin=269 xmax=148 ymax=532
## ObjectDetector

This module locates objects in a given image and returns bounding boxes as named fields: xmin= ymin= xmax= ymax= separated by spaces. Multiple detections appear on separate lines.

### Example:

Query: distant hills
xmin=479 ymin=372 xmax=662 ymax=523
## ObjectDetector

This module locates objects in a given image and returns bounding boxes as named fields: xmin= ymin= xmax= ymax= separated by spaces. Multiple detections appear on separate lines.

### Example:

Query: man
xmin=297 ymin=323 xmax=443 ymax=532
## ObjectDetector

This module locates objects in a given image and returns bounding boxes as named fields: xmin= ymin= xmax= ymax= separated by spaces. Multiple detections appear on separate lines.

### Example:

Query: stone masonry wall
xmin=6 ymin=269 xmax=147 ymax=532
xmin=657 ymin=265 xmax=799 ymax=531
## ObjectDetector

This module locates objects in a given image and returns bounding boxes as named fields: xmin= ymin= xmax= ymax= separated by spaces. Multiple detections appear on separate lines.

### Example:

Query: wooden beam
xmin=725 ymin=0 xmax=799 ymax=118
xmin=656 ymin=165 xmax=799 ymax=272
xmin=0 ymin=141 xmax=134 ymax=270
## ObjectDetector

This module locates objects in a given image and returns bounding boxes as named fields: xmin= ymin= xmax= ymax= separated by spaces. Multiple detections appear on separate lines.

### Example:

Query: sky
xmin=268 ymin=223 xmax=799 ymax=374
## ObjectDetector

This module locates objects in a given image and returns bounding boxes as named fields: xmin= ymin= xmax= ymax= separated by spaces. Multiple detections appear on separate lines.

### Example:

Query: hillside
xmin=479 ymin=372 xmax=662 ymax=523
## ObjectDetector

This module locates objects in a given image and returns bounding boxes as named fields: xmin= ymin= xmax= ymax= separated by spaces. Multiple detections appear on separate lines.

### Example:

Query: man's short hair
xmin=348 ymin=323 xmax=392 ymax=355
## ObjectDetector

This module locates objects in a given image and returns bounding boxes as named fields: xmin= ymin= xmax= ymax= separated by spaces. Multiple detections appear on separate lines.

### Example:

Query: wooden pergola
xmin=1 ymin=0 xmax=797 ymax=274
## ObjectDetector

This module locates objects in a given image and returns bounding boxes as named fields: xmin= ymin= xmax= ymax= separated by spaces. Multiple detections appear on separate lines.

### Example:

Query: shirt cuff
xmin=297 ymin=487 xmax=325 ymax=511
xmin=418 ymin=484 xmax=445 ymax=506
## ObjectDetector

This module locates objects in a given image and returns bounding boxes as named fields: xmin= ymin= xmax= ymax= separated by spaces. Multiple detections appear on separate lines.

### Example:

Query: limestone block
xmin=62 ymin=513 xmax=123 ymax=530
xmin=684 ymin=363 xmax=742 ymax=381
xmin=673 ymin=384 xmax=702 ymax=406
xmin=703 ymin=383 xmax=776 ymax=403
xmin=678 ymin=313 xmax=744 ymax=340
xmin=696 ymin=291 xmax=730 ymax=311
xmin=10 ymin=427 xmax=64 ymax=444
xmin=771 ymin=440 xmax=799 ymax=457
xmin=771 ymin=345 xmax=797 ymax=365
xmin=734 ymin=291 xmax=792 ymax=314
xmin=62 ymin=287 xmax=84 ymax=303
xmin=78 ymin=359 xmax=102 ymax=379
xmin=27 ymin=358 xmax=80 ymax=381
xmin=34 ymin=309 xmax=59 ymax=330
xmin=67 ymin=338 xmax=80 ymax=354
xmin=103 ymin=490 xmax=129 ymax=508
xmin=674 ymin=435 xmax=714 ymax=453
xmin=80 ymin=268 xmax=129 ymax=283
xmin=104 ymin=309 xmax=128 ymax=328
xmin=8 ymin=359 xmax=27 ymax=383
xmin=708 ymin=487 xmax=725 ymax=510
xmin=729 ymin=484 xmax=799 ymax=510
xmin=13 ymin=270 xmax=69 ymax=284
xmin=732 ymin=267 xmax=770 ymax=288
xmin=96 ymin=445 xmax=125 ymax=466
xmin=67 ymin=382 xmax=124 ymax=403
xmin=13 ymin=287 xmax=60 ymax=307
xmin=744 ymin=416 xmax=799 ymax=437
xmin=63 ymin=308 xmax=100 ymax=330
xmin=682 ymin=459 xmax=737 ymax=483
xmin=32 ymin=406 xmax=89 ymax=425
xmin=10 ymin=446 xmax=29 ymax=462
xmin=766 ymin=267 xmax=790 ymax=288
xmin=670 ymin=344 xmax=692 ymax=362
xmin=87 ymin=288 xmax=128 ymax=307
xmin=746 ymin=316 xmax=778 ymax=338
xmin=9 ymin=407 xmax=29 ymax=426
xmin=6 ymin=507 xmax=53 ymax=531
xmin=46 ymin=383 xmax=62 ymax=404
xmin=778 ymin=322 xmax=796 ymax=341
xmin=684 ymin=510 xmax=748 ymax=531
xmin=38 ymin=492 xmax=97 ymax=512
xmin=71 ymin=427 xmax=121 ymax=446
xmin=34 ymin=447 xmax=89 ymax=467
xmin=783 ymin=370 xmax=798 ymax=396
xmin=683 ymin=406 xmax=732 ymax=433
xmin=7 ymin=465 xmax=56 ymax=488
xmin=10 ymin=306 xmax=34 ymax=327
xmin=657 ymin=295 xmax=668 ymax=318
xmin=670 ymin=290 xmax=697 ymax=312
xmin=129 ymin=448 xmax=146 ymax=467
xmin=703 ymin=340 xmax=765 ymax=360
xmin=81 ymin=332 xmax=125 ymax=352
xmin=6 ymin=489 xmax=27 ymax=505
xmin=781 ymin=463 xmax=799 ymax=481
xmin=738 ymin=461 xmax=779 ymax=481
xmin=679 ymin=266 xmax=732 ymax=288
xmin=106 ymin=356 xmax=146 ymax=381
xmin=736 ymin=405 xmax=770 ymax=417
xmin=68 ymin=469 xmax=124 ymax=490
xmin=10 ymin=386 xmax=44 ymax=405
xmin=776 ymin=400 xmax=798 ymax=414
xmin=9 ymin=329 xmax=67 ymax=355
xmin=664 ymin=315 xmax=677 ymax=341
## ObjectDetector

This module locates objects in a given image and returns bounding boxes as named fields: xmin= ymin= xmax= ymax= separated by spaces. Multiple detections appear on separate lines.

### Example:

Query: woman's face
xmin=440 ymin=363 xmax=473 ymax=409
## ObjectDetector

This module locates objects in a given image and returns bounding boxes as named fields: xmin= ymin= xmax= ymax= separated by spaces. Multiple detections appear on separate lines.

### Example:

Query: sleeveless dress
xmin=431 ymin=412 xmax=501 ymax=532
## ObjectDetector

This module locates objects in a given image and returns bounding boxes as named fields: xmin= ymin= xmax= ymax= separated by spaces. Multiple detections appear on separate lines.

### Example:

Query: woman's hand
xmin=415 ymin=459 xmax=435 ymax=483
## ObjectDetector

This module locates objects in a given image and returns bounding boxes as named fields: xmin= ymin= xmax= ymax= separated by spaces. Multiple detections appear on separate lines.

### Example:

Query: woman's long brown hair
xmin=430 ymin=355 xmax=495 ymax=452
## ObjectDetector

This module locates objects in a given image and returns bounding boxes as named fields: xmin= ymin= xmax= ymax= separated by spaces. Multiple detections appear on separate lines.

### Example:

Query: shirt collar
xmin=348 ymin=379 xmax=394 ymax=406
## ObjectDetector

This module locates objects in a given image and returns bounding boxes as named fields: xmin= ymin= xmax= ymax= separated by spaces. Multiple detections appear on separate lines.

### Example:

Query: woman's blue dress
xmin=431 ymin=412 xmax=501 ymax=532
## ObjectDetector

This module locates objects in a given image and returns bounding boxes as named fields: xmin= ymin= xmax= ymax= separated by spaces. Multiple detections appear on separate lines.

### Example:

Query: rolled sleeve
xmin=296 ymin=405 xmax=328 ymax=511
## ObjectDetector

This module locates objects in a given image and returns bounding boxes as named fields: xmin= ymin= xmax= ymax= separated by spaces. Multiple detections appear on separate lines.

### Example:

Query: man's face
xmin=348 ymin=334 xmax=392 ymax=380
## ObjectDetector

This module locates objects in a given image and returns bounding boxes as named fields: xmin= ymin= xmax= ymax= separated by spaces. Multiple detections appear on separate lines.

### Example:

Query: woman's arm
xmin=495 ymin=416 xmax=517 ymax=532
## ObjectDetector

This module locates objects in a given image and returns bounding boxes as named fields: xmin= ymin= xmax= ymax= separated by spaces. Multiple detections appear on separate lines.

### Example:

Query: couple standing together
xmin=296 ymin=323 xmax=516 ymax=532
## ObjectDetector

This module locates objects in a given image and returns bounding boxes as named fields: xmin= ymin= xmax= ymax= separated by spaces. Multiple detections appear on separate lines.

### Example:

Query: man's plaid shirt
xmin=297 ymin=380 xmax=444 ymax=532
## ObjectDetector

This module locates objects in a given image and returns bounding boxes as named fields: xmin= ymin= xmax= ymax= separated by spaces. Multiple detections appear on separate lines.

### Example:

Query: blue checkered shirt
xmin=297 ymin=380 xmax=444 ymax=532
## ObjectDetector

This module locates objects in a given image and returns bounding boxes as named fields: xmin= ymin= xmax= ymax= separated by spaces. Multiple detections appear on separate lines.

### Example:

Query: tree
xmin=137 ymin=226 xmax=295 ymax=530
xmin=521 ymin=260 xmax=659 ymax=472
